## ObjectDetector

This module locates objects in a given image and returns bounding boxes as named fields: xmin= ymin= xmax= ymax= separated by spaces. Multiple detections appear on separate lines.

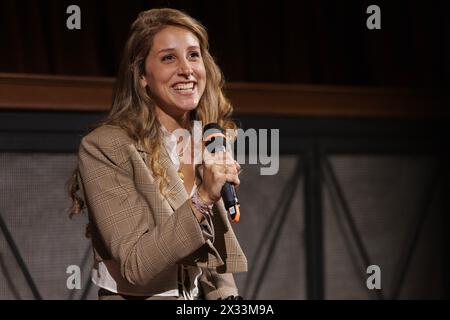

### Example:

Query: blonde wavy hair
xmin=68 ymin=8 xmax=236 ymax=217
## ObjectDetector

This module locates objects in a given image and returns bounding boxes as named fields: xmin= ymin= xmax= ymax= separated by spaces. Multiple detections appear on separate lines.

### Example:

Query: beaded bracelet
xmin=191 ymin=188 xmax=213 ymax=216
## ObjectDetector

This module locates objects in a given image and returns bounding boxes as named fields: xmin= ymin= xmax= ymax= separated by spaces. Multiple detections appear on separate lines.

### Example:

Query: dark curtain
xmin=0 ymin=0 xmax=448 ymax=87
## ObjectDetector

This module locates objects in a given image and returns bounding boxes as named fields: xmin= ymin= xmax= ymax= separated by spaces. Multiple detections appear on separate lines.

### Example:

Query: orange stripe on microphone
xmin=203 ymin=132 xmax=225 ymax=142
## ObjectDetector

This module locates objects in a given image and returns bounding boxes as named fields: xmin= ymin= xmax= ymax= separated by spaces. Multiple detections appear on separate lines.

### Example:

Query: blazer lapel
xmin=159 ymin=146 xmax=189 ymax=211
xmin=136 ymin=141 xmax=188 ymax=211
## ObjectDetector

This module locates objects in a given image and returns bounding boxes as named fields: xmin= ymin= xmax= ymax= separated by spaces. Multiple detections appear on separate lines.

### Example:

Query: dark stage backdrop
xmin=0 ymin=0 xmax=448 ymax=87
xmin=0 ymin=113 xmax=447 ymax=299
xmin=0 ymin=0 xmax=449 ymax=301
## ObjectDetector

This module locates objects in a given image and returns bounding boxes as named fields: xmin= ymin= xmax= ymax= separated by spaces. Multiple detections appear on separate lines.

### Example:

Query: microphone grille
xmin=203 ymin=122 xmax=224 ymax=134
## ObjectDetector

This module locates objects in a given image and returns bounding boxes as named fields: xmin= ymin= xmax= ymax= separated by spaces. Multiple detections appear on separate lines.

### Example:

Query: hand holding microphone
xmin=197 ymin=123 xmax=241 ymax=223
xmin=198 ymin=152 xmax=240 ymax=200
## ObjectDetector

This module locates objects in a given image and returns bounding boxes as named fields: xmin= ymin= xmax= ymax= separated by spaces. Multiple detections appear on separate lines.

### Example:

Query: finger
xmin=226 ymin=164 xmax=237 ymax=175
xmin=234 ymin=160 xmax=241 ymax=172
xmin=204 ymin=151 xmax=225 ymax=166
xmin=212 ymin=163 xmax=227 ymax=174
xmin=226 ymin=173 xmax=240 ymax=187
xmin=224 ymin=152 xmax=235 ymax=165
xmin=219 ymin=151 xmax=228 ymax=164
xmin=203 ymin=150 xmax=215 ymax=166
xmin=214 ymin=164 xmax=237 ymax=176
xmin=202 ymin=148 xmax=221 ymax=165
xmin=205 ymin=150 xmax=222 ymax=162
xmin=215 ymin=151 xmax=228 ymax=166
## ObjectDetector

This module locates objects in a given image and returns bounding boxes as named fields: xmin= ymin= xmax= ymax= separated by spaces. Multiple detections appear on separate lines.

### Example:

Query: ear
xmin=139 ymin=75 xmax=148 ymax=89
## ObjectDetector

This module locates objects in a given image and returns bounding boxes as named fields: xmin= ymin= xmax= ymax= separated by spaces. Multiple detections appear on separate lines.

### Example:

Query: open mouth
xmin=172 ymin=81 xmax=196 ymax=94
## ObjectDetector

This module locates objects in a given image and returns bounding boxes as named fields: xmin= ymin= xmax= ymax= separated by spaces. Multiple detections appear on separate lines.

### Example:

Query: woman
xmin=67 ymin=8 xmax=247 ymax=300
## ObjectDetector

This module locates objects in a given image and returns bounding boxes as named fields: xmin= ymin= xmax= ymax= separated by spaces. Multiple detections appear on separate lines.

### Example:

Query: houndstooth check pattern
xmin=77 ymin=125 xmax=247 ymax=299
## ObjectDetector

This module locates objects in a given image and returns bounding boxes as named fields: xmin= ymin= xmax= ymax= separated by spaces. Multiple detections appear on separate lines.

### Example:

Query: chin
xmin=178 ymin=106 xmax=198 ymax=114
xmin=175 ymin=100 xmax=200 ymax=112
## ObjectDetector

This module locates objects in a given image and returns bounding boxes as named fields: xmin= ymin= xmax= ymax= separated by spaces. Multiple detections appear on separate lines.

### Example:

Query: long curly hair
xmin=67 ymin=8 xmax=236 ymax=218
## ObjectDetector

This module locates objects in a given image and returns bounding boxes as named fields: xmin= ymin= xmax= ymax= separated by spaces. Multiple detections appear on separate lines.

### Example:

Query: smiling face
xmin=140 ymin=26 xmax=206 ymax=122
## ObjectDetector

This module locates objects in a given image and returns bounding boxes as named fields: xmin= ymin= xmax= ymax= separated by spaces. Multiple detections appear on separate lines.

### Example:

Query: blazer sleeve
xmin=78 ymin=130 xmax=208 ymax=287
xmin=199 ymin=269 xmax=239 ymax=300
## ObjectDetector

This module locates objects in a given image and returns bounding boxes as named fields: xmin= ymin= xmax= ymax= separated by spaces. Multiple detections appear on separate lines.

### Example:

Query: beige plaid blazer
xmin=77 ymin=124 xmax=247 ymax=299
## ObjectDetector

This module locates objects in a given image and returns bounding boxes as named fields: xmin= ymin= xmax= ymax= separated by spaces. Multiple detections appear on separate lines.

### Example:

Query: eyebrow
xmin=157 ymin=45 xmax=200 ymax=54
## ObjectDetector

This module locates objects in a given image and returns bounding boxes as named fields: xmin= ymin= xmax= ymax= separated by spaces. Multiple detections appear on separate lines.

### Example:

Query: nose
xmin=178 ymin=58 xmax=193 ymax=78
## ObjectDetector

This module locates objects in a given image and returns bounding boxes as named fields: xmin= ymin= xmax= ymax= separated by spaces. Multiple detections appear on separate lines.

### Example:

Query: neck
xmin=155 ymin=106 xmax=190 ymax=133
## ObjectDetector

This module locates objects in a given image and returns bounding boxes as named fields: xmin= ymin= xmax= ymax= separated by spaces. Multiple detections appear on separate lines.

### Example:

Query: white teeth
xmin=173 ymin=82 xmax=195 ymax=90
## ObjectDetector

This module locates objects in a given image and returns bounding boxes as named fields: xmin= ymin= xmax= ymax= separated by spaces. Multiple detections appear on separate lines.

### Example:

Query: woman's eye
xmin=189 ymin=51 xmax=201 ymax=59
xmin=161 ymin=55 xmax=174 ymax=62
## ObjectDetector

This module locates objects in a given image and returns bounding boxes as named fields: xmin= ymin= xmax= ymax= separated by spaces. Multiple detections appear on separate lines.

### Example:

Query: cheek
xmin=197 ymin=65 xmax=207 ymax=90
xmin=146 ymin=66 xmax=173 ymax=90
xmin=199 ymin=64 xmax=207 ymax=80
xmin=156 ymin=71 xmax=173 ymax=88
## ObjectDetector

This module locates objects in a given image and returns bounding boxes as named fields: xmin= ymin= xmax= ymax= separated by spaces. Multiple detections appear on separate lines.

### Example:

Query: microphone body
xmin=203 ymin=123 xmax=240 ymax=223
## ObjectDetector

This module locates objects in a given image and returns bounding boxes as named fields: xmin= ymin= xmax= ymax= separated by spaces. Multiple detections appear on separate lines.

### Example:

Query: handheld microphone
xmin=203 ymin=123 xmax=240 ymax=223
